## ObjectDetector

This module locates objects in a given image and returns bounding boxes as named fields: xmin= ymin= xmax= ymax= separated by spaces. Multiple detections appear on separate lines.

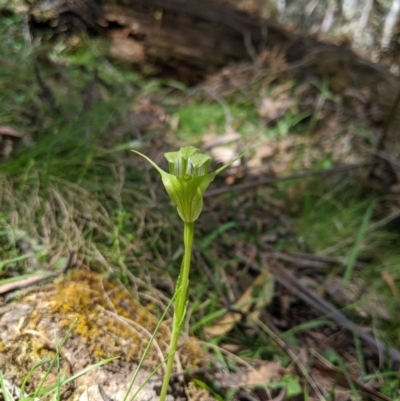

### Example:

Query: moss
xmin=42 ymin=270 xmax=167 ymax=364
xmin=0 ymin=270 xmax=207 ymax=395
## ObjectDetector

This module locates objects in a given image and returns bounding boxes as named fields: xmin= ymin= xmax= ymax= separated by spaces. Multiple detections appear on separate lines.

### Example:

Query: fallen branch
xmin=266 ymin=261 xmax=400 ymax=363
xmin=0 ymin=273 xmax=58 ymax=295
xmin=205 ymin=161 xmax=381 ymax=197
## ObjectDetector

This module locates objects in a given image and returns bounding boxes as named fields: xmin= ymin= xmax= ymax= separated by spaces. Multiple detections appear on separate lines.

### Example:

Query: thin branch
xmin=266 ymin=262 xmax=400 ymax=363
xmin=205 ymin=161 xmax=381 ymax=197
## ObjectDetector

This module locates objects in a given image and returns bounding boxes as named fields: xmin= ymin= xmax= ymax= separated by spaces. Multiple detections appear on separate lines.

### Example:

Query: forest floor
xmin=0 ymin=7 xmax=400 ymax=401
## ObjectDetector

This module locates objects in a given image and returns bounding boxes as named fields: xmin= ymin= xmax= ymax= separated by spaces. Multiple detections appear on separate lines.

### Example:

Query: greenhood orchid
xmin=132 ymin=145 xmax=244 ymax=401
xmin=132 ymin=146 xmax=241 ymax=223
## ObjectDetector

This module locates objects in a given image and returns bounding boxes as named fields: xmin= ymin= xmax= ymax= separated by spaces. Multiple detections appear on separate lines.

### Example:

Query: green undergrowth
xmin=174 ymin=101 xmax=260 ymax=139
xmin=1 ymin=9 xmax=400 ymax=401
xmin=189 ymin=180 xmax=400 ymax=399
xmin=0 ymin=11 xmax=171 ymax=276
xmin=297 ymin=178 xmax=400 ymax=288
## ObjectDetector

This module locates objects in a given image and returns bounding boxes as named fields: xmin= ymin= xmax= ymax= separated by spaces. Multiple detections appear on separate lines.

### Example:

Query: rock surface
xmin=0 ymin=270 xmax=201 ymax=401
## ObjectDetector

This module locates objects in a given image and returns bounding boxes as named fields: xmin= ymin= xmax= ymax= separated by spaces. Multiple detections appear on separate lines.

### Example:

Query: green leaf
xmin=281 ymin=374 xmax=302 ymax=397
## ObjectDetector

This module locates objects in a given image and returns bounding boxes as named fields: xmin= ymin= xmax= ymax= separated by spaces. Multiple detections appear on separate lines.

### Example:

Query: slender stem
xmin=159 ymin=222 xmax=194 ymax=401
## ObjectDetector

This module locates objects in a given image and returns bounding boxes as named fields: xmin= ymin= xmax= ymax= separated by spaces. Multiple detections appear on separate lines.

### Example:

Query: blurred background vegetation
xmin=1 ymin=1 xmax=400 ymax=400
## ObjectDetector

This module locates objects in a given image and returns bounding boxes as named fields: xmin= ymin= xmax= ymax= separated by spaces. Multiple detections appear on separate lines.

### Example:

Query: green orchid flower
xmin=132 ymin=145 xmax=241 ymax=223
xmin=132 ymin=145 xmax=244 ymax=401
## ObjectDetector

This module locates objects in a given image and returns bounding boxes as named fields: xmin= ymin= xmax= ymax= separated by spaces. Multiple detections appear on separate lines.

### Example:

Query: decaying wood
xmin=101 ymin=0 xmax=284 ymax=83
xmin=26 ymin=0 xmax=400 ymax=128
xmin=28 ymin=0 xmax=277 ymax=80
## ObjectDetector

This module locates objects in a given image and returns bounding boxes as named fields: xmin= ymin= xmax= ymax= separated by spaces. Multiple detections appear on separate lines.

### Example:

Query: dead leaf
xmin=209 ymin=146 xmax=241 ymax=167
xmin=110 ymin=36 xmax=145 ymax=64
xmin=218 ymin=361 xmax=284 ymax=388
xmin=381 ymin=270 xmax=398 ymax=297
xmin=247 ymin=141 xmax=276 ymax=174
xmin=205 ymin=271 xmax=274 ymax=337
xmin=313 ymin=362 xmax=392 ymax=401
xmin=207 ymin=142 xmax=246 ymax=185
xmin=220 ymin=343 xmax=242 ymax=353
xmin=259 ymin=96 xmax=293 ymax=123
xmin=311 ymin=369 xmax=351 ymax=401
xmin=202 ymin=131 xmax=240 ymax=150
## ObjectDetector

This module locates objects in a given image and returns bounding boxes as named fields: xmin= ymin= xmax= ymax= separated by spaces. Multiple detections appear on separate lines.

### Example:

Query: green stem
xmin=159 ymin=222 xmax=194 ymax=401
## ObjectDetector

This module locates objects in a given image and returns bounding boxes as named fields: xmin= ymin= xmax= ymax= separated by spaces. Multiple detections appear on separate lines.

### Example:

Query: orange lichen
xmin=38 ymin=270 xmax=168 ymax=365
xmin=0 ymin=269 xmax=207 ymax=398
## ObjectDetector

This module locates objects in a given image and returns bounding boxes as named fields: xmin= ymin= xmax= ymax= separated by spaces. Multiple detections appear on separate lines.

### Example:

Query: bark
xmin=28 ymin=0 xmax=400 ymax=105
xmin=102 ymin=0 xmax=290 ymax=83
